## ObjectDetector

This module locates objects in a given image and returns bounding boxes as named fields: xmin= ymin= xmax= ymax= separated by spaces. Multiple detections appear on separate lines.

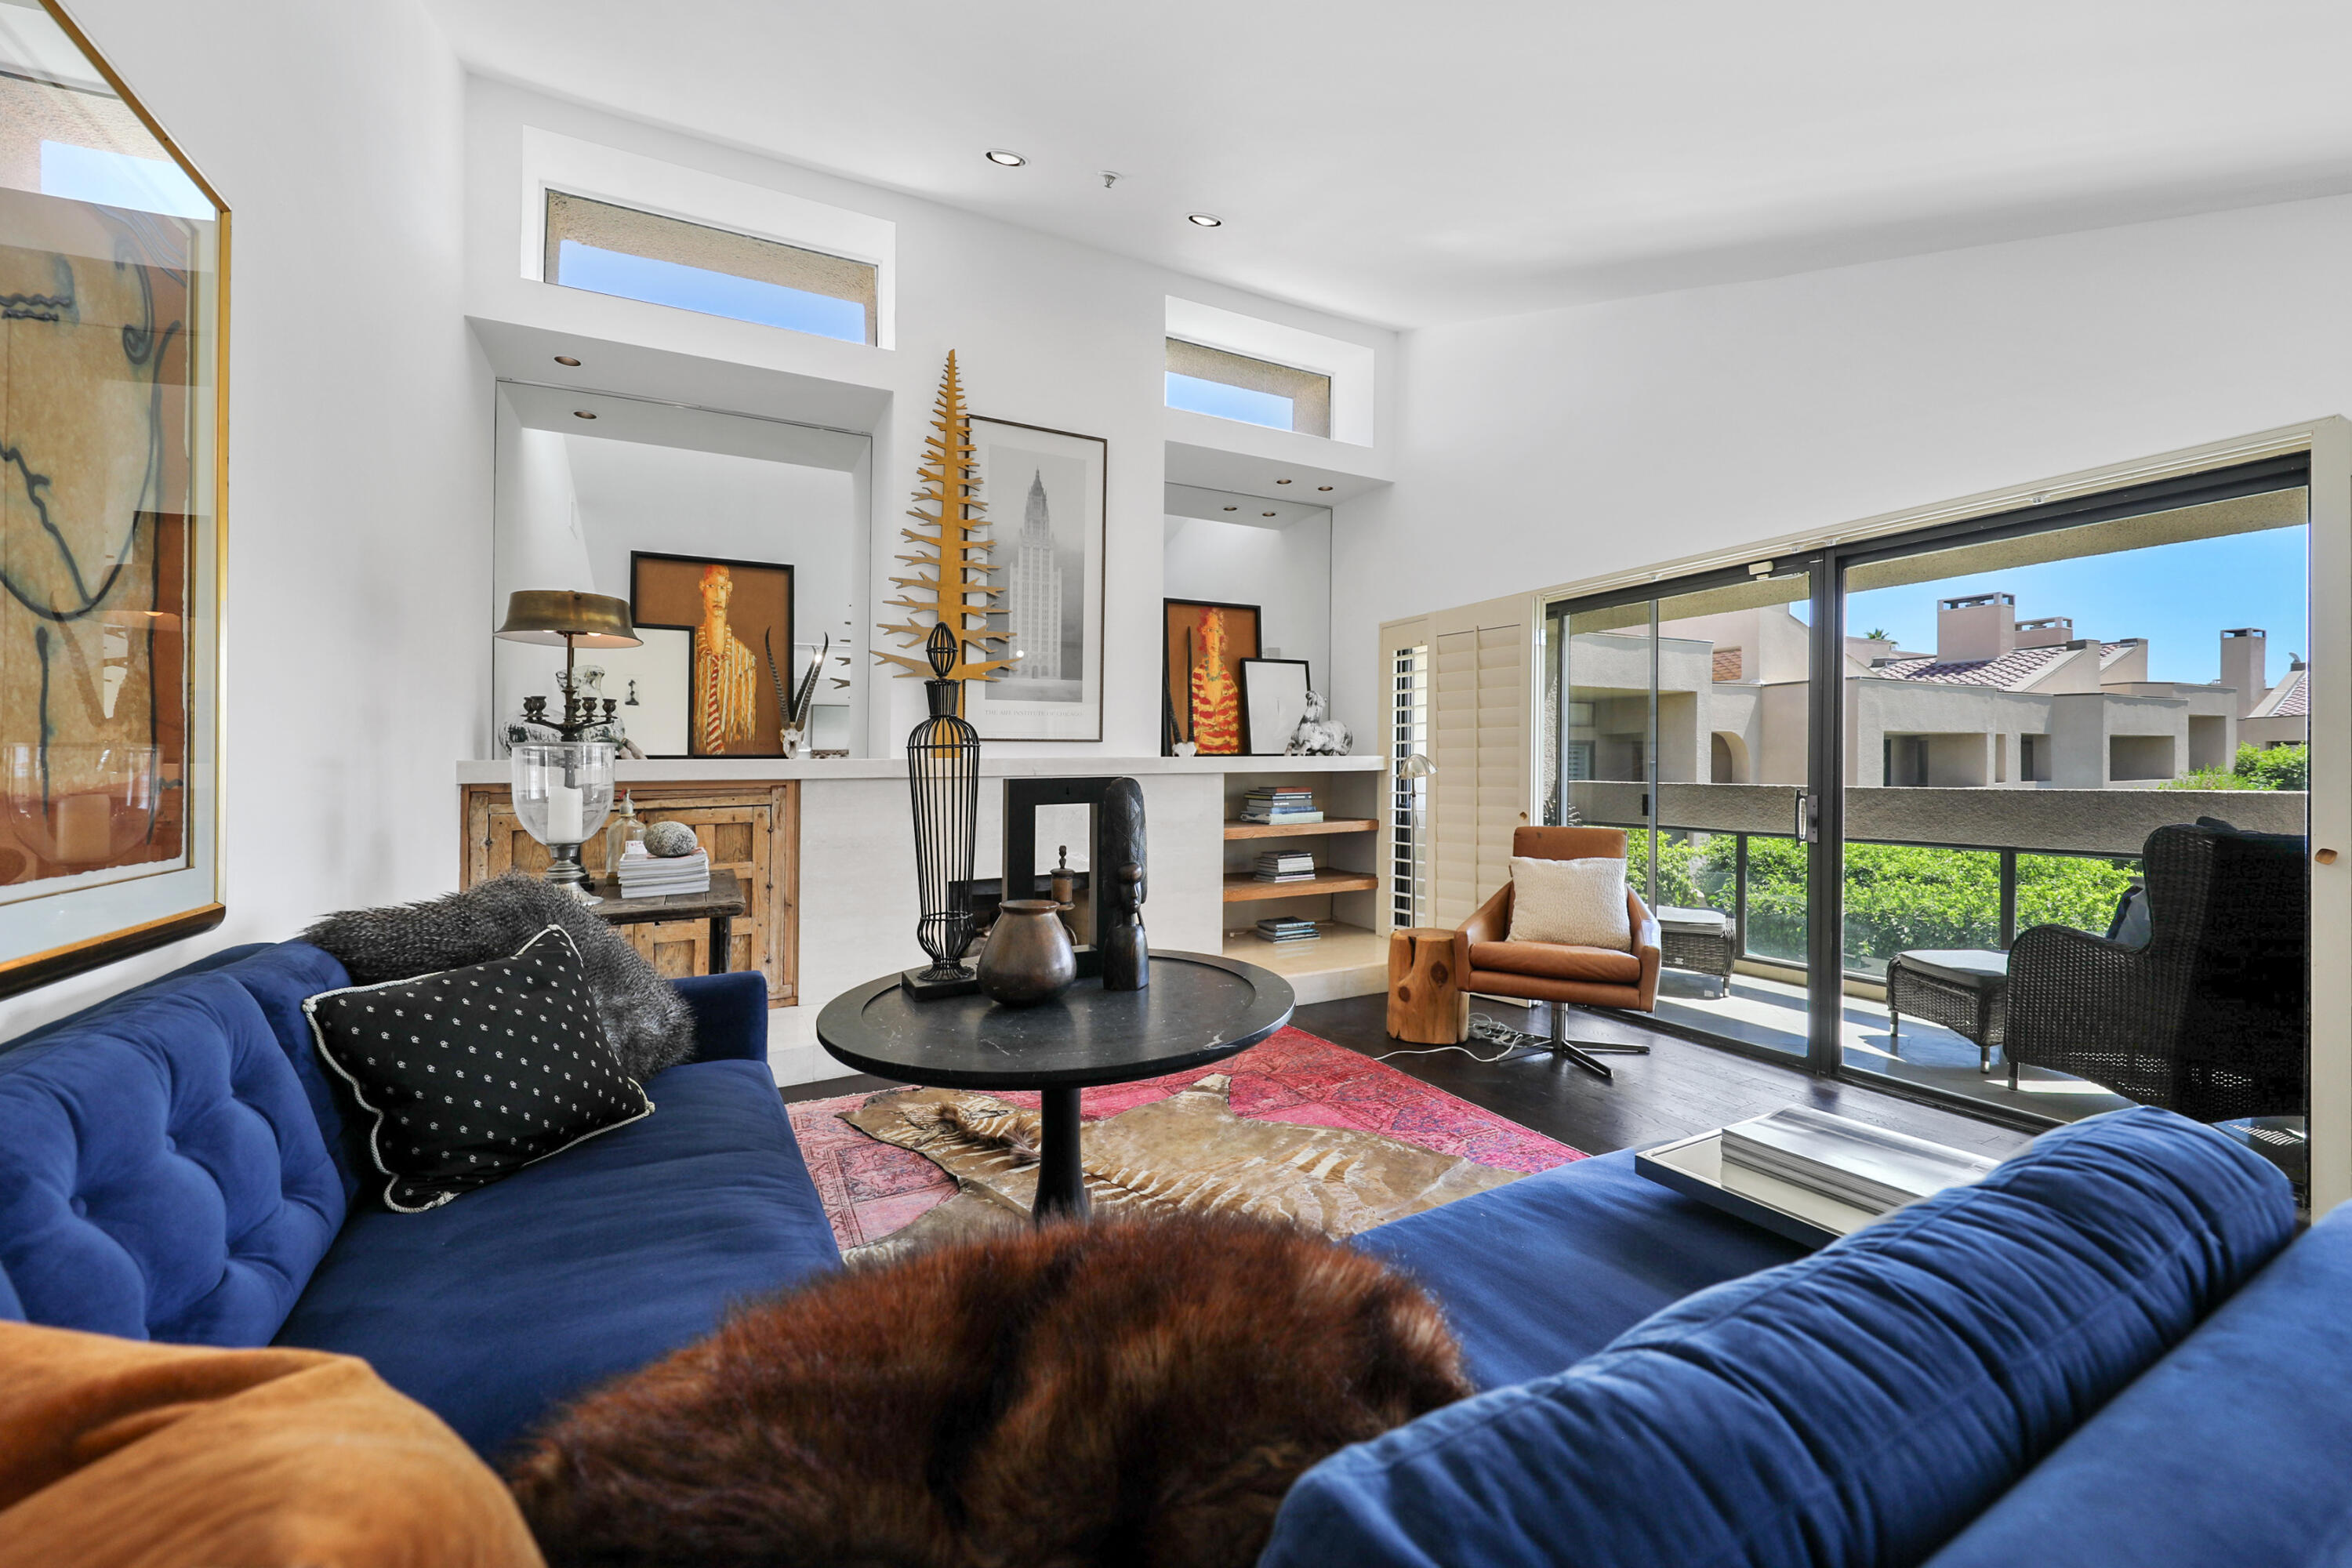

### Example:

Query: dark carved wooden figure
xmin=1100 ymin=777 xmax=1149 ymax=990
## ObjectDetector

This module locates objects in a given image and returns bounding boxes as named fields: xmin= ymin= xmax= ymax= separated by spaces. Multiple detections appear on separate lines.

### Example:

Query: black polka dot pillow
xmin=303 ymin=924 xmax=652 ymax=1213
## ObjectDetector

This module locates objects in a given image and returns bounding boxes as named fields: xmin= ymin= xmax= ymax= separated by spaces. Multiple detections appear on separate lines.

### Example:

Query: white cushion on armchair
xmin=1504 ymin=855 xmax=1632 ymax=949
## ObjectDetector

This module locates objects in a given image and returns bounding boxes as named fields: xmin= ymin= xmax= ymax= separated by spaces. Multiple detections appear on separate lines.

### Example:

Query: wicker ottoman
xmin=1655 ymin=906 xmax=1737 ymax=997
xmin=1886 ymin=949 xmax=2009 ymax=1073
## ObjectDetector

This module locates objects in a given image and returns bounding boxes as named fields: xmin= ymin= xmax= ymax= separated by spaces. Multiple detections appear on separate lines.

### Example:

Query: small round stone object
xmin=643 ymin=820 xmax=699 ymax=858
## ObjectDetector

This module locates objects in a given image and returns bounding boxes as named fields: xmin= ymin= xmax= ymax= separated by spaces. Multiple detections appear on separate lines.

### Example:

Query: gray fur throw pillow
xmin=300 ymin=873 xmax=695 ymax=1080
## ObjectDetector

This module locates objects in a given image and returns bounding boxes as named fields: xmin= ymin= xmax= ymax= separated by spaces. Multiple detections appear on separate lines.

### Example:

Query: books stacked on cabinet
xmin=615 ymin=843 xmax=711 ymax=898
xmin=1241 ymin=787 xmax=1323 ymax=826
xmin=1254 ymin=850 xmax=1317 ymax=883
xmin=1718 ymin=1106 xmax=1999 ymax=1215
xmin=1254 ymin=916 xmax=1322 ymax=946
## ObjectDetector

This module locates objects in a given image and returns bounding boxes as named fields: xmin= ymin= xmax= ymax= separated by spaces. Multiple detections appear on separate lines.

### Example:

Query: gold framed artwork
xmin=630 ymin=552 xmax=793 ymax=756
xmin=0 ymin=2 xmax=229 ymax=996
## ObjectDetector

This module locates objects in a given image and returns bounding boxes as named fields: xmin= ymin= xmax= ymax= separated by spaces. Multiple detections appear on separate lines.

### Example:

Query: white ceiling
xmin=423 ymin=0 xmax=2352 ymax=328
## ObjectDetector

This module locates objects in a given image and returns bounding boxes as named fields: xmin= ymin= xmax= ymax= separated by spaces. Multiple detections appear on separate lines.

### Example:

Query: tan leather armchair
xmin=1454 ymin=827 xmax=1661 ymax=1070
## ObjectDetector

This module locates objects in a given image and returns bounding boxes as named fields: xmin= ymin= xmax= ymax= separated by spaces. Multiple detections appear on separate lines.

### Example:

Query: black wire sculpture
xmin=902 ymin=621 xmax=982 ymax=999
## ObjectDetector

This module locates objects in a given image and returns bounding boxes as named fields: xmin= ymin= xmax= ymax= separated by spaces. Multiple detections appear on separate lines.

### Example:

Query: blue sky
xmin=1165 ymin=372 xmax=1294 ymax=430
xmin=1845 ymin=526 xmax=2309 ymax=687
xmin=555 ymin=241 xmax=866 ymax=343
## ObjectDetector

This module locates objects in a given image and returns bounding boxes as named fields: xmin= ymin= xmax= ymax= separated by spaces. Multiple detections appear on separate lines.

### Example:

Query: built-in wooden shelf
xmin=1222 ymin=871 xmax=1381 ymax=903
xmin=1223 ymin=817 xmax=1380 ymax=840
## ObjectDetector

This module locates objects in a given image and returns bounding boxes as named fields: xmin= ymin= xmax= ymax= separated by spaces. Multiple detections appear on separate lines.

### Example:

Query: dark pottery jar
xmin=976 ymin=899 xmax=1078 ymax=1006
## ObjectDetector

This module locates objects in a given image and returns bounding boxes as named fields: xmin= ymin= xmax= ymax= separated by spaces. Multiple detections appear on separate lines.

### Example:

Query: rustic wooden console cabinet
xmin=459 ymin=780 xmax=799 ymax=1006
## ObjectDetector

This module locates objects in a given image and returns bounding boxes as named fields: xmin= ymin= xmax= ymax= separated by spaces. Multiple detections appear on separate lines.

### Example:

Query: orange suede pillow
xmin=0 ymin=1321 xmax=543 ymax=1568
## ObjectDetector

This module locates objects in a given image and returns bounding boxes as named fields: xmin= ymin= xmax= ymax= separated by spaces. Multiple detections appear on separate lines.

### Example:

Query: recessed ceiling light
xmin=553 ymin=354 xmax=582 ymax=367
xmin=985 ymin=149 xmax=1027 ymax=167
xmin=1317 ymin=485 xmax=1334 ymax=492
xmin=1222 ymin=505 xmax=1238 ymax=511
xmin=1261 ymin=510 xmax=1276 ymax=517
xmin=1187 ymin=212 xmax=1222 ymax=228
xmin=572 ymin=410 xmax=597 ymax=419
xmin=1276 ymin=478 xmax=1291 ymax=485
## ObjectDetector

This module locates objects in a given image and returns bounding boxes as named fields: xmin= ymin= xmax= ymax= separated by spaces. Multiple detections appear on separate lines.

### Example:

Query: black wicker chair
xmin=2003 ymin=822 xmax=2307 ymax=1122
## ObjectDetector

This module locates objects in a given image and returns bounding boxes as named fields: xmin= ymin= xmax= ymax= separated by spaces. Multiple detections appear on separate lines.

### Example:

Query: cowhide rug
xmin=838 ymin=1073 xmax=1522 ymax=1262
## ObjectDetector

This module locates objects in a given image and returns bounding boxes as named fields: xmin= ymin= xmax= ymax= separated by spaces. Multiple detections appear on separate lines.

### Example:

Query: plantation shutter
xmin=1426 ymin=597 xmax=1533 ymax=928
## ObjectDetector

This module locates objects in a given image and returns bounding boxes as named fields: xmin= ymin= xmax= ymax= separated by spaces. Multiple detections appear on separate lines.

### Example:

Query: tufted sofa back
xmin=0 ymin=943 xmax=353 ymax=1345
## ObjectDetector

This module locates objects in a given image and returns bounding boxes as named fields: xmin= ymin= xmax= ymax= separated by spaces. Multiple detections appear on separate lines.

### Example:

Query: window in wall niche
xmin=544 ymin=191 xmax=877 ymax=345
xmin=1165 ymin=338 xmax=1331 ymax=436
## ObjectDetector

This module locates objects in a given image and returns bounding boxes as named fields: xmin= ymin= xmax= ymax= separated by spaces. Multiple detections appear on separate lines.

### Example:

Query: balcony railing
xmin=1569 ymin=784 xmax=2307 ymax=982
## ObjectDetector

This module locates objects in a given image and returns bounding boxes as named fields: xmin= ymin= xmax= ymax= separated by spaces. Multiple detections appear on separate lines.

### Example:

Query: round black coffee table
xmin=815 ymin=952 xmax=1294 ymax=1221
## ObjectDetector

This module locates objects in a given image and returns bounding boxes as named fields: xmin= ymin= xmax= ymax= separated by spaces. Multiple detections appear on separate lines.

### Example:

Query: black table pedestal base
xmin=1033 ymin=1085 xmax=1088 ymax=1221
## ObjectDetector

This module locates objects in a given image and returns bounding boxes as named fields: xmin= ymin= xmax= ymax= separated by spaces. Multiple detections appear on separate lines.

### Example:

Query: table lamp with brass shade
xmin=495 ymin=590 xmax=641 ymax=741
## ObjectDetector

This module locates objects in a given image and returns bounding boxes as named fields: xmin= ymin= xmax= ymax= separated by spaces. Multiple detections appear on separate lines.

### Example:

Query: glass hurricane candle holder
xmin=2 ymin=744 xmax=161 ymax=871
xmin=511 ymin=741 xmax=615 ymax=897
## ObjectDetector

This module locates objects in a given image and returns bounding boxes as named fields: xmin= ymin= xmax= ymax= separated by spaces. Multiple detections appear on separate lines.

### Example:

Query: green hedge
xmin=2164 ymin=740 xmax=2308 ymax=793
xmin=1635 ymin=832 xmax=2136 ymax=975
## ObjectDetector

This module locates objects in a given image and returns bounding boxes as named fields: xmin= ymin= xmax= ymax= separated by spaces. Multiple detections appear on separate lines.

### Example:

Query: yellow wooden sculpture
xmin=877 ymin=352 xmax=1011 ymax=683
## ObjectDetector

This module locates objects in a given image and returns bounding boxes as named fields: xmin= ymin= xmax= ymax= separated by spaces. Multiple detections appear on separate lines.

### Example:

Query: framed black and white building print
xmin=967 ymin=417 xmax=1105 ymax=742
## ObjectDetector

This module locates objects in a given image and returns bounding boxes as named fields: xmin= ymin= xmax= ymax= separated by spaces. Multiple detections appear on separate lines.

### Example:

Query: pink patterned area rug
xmin=788 ymin=1025 xmax=1586 ymax=1253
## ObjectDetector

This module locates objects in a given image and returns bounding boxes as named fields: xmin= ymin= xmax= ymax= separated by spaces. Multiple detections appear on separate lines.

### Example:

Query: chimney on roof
xmin=1936 ymin=592 xmax=2015 ymax=664
xmin=2014 ymin=615 xmax=2074 ymax=649
xmin=2220 ymin=627 xmax=2268 ymax=716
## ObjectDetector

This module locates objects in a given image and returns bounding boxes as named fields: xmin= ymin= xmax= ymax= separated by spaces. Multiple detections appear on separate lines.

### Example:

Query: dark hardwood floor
xmin=786 ymin=995 xmax=2032 ymax=1161
xmin=1293 ymin=994 xmax=2032 ymax=1160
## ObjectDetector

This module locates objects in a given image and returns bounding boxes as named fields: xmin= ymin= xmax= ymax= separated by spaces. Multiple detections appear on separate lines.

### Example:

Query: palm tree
xmin=1861 ymin=626 xmax=1892 ymax=642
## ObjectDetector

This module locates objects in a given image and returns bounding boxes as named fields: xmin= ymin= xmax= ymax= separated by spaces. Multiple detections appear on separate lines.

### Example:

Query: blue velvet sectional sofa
xmin=3 ymin=936 xmax=2350 ymax=1567
xmin=0 ymin=939 xmax=837 ymax=1458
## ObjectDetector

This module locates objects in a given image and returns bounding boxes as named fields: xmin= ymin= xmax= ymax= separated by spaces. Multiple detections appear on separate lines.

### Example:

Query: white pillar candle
xmin=547 ymin=782 xmax=585 ymax=844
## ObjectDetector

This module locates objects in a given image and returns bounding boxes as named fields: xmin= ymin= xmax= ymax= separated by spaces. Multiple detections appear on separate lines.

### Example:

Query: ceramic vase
xmin=977 ymin=899 xmax=1078 ymax=1006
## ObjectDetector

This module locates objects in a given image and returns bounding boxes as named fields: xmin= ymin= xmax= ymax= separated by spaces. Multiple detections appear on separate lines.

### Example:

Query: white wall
xmin=1334 ymin=192 xmax=2352 ymax=726
xmin=0 ymin=0 xmax=485 ymax=1036
xmin=463 ymin=79 xmax=1397 ymax=758
xmin=1161 ymin=512 xmax=1333 ymax=694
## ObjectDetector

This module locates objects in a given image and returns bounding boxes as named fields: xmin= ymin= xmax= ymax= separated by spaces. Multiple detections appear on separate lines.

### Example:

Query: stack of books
xmin=1254 ymin=850 xmax=1317 ymax=883
xmin=1719 ymin=1106 xmax=1998 ymax=1214
xmin=1240 ymin=787 xmax=1323 ymax=826
xmin=615 ymin=842 xmax=711 ymax=898
xmin=1255 ymin=916 xmax=1322 ymax=946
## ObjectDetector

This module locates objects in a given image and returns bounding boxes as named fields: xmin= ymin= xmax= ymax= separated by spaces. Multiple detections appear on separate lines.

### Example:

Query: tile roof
xmin=1711 ymin=648 xmax=1744 ymax=682
xmin=1871 ymin=641 xmax=2126 ymax=692
xmin=2251 ymin=666 xmax=2309 ymax=719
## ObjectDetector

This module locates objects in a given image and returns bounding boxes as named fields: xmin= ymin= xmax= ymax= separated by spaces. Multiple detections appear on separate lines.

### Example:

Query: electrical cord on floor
xmin=1373 ymin=1013 xmax=1553 ymax=1064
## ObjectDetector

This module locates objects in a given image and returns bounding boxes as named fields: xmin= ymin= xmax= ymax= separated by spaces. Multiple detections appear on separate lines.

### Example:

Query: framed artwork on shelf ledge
xmin=0 ymin=2 xmax=229 ymax=996
xmin=1163 ymin=599 xmax=1261 ymax=756
xmin=630 ymin=551 xmax=793 ymax=757
xmin=1239 ymin=658 xmax=1311 ymax=755
xmin=966 ymin=416 xmax=1106 ymax=742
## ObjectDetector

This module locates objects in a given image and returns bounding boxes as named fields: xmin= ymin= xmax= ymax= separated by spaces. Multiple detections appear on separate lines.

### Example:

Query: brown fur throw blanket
xmin=507 ymin=1213 xmax=1471 ymax=1568
xmin=301 ymin=871 xmax=694 ymax=1080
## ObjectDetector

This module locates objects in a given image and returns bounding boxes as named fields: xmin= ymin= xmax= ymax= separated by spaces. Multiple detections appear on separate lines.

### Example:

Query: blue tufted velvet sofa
xmin=9 ymin=938 xmax=2352 ymax=1566
xmin=0 ymin=939 xmax=838 ymax=1461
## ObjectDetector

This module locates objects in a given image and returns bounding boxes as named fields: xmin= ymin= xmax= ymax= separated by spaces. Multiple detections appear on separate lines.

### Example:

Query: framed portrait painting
xmin=630 ymin=552 xmax=793 ymax=757
xmin=967 ymin=416 xmax=1105 ymax=742
xmin=0 ymin=2 xmax=229 ymax=997
xmin=1163 ymin=599 xmax=1261 ymax=756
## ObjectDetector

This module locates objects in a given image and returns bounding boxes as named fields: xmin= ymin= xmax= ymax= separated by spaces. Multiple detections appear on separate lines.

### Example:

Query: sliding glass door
xmin=1544 ymin=455 xmax=2313 ymax=1153
xmin=1550 ymin=561 xmax=1828 ymax=1060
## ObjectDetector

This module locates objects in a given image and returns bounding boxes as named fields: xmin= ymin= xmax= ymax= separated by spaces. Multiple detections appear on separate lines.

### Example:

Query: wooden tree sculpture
xmin=877 ymin=351 xmax=1011 ymax=686
xmin=1190 ymin=608 xmax=1242 ymax=753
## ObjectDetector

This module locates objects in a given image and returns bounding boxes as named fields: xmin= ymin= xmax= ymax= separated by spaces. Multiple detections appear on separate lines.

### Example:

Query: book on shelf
xmin=1718 ymin=1106 xmax=1998 ymax=1214
xmin=1242 ymin=809 xmax=1326 ymax=825
xmin=1254 ymin=916 xmax=1322 ymax=943
xmin=1254 ymin=851 xmax=1316 ymax=870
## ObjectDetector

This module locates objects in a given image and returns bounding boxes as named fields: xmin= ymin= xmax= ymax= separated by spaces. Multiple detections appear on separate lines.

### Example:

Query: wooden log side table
xmin=586 ymin=868 xmax=746 ymax=975
xmin=1388 ymin=927 xmax=1468 ymax=1045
